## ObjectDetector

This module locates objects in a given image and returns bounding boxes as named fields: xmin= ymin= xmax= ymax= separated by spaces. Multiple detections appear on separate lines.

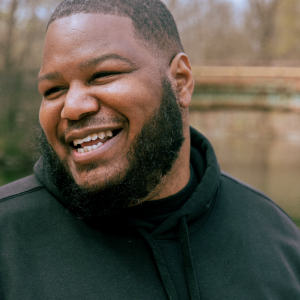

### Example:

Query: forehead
xmin=41 ymin=13 xmax=154 ymax=71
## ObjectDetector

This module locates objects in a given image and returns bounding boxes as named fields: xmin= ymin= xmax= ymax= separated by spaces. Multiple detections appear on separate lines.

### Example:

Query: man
xmin=0 ymin=0 xmax=300 ymax=299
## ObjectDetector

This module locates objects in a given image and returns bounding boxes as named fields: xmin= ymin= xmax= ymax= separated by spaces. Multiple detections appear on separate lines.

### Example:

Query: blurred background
xmin=1 ymin=0 xmax=300 ymax=224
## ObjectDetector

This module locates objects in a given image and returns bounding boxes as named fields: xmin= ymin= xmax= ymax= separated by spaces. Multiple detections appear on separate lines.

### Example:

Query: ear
xmin=168 ymin=53 xmax=194 ymax=108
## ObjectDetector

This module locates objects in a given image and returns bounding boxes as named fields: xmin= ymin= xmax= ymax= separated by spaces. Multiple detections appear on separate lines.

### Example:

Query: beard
xmin=35 ymin=77 xmax=185 ymax=220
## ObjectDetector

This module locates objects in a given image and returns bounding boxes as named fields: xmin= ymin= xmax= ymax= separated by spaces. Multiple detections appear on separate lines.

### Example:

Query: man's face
xmin=38 ymin=13 xmax=169 ymax=190
xmin=36 ymin=77 xmax=184 ymax=219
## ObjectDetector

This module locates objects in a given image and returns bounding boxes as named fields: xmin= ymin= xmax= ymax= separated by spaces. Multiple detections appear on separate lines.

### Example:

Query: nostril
xmin=79 ymin=112 xmax=91 ymax=119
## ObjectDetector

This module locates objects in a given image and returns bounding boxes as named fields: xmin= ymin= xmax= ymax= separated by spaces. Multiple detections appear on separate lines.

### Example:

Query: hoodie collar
xmin=131 ymin=127 xmax=221 ymax=239
xmin=34 ymin=127 xmax=220 ymax=239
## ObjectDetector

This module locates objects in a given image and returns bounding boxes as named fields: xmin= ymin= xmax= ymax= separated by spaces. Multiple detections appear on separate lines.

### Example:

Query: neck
xmin=144 ymin=126 xmax=191 ymax=202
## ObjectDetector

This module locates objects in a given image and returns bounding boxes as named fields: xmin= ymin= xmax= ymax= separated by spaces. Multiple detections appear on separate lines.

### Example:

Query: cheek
xmin=39 ymin=100 xmax=63 ymax=141
xmin=100 ymin=78 xmax=161 ymax=121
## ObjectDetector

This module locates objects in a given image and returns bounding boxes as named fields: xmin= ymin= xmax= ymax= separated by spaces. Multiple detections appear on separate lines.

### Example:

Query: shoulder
xmin=0 ymin=175 xmax=52 ymax=218
xmin=217 ymin=170 xmax=300 ymax=237
xmin=0 ymin=175 xmax=45 ymax=202
xmin=220 ymin=170 xmax=272 ymax=203
xmin=0 ymin=175 xmax=68 ymax=229
xmin=201 ymin=172 xmax=300 ymax=296
xmin=220 ymin=170 xmax=286 ymax=210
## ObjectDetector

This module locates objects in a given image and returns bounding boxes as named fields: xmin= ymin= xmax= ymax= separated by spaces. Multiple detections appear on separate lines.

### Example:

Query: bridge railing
xmin=191 ymin=66 xmax=300 ymax=112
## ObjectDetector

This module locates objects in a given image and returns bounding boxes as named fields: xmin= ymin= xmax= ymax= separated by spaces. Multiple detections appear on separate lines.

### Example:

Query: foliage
xmin=0 ymin=0 xmax=60 ymax=185
xmin=2 ymin=0 xmax=300 ymax=185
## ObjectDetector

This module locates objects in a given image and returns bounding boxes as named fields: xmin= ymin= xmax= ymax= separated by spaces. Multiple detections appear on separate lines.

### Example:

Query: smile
xmin=73 ymin=129 xmax=122 ymax=153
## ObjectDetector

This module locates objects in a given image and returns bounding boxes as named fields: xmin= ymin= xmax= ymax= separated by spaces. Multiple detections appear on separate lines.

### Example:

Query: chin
xmin=72 ymin=166 xmax=127 ymax=192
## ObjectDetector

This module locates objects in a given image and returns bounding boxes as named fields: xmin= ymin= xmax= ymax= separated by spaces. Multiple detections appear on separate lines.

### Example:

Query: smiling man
xmin=1 ymin=1 xmax=300 ymax=299
xmin=36 ymin=10 xmax=192 ymax=220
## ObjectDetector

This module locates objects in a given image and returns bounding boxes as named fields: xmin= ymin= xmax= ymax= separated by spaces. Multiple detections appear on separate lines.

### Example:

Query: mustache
xmin=59 ymin=115 xmax=127 ymax=144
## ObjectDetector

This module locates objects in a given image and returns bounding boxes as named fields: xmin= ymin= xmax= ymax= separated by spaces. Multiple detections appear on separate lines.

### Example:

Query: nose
xmin=61 ymin=84 xmax=100 ymax=120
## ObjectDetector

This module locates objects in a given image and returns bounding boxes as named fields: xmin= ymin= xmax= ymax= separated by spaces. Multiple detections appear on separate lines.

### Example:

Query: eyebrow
xmin=37 ymin=71 xmax=63 ymax=84
xmin=79 ymin=53 xmax=134 ymax=71
xmin=37 ymin=53 xmax=134 ymax=84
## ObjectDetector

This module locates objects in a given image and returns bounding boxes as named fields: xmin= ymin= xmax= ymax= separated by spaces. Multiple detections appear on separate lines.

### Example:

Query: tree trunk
xmin=4 ymin=0 xmax=18 ymax=71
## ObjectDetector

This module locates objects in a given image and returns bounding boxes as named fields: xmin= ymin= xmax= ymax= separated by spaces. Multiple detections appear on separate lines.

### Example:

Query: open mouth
xmin=72 ymin=129 xmax=122 ymax=153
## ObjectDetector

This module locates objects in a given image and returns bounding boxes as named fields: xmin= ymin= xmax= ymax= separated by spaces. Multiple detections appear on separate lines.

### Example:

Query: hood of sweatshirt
xmin=34 ymin=127 xmax=220 ymax=300
xmin=34 ymin=127 xmax=221 ymax=240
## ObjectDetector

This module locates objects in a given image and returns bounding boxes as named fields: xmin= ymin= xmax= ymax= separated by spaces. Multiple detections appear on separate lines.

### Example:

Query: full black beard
xmin=35 ymin=78 xmax=185 ymax=220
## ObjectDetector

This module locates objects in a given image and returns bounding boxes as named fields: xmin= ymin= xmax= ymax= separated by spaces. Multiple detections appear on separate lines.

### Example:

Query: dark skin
xmin=38 ymin=13 xmax=194 ymax=202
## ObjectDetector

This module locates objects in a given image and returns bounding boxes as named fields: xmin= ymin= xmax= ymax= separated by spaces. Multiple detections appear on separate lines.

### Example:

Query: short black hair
xmin=48 ymin=0 xmax=184 ymax=63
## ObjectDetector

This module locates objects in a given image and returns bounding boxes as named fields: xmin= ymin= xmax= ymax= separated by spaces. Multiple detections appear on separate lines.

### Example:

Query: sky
xmin=227 ymin=0 xmax=248 ymax=10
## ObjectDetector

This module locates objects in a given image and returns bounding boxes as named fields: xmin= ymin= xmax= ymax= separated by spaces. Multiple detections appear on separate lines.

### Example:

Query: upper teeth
xmin=73 ymin=130 xmax=113 ymax=146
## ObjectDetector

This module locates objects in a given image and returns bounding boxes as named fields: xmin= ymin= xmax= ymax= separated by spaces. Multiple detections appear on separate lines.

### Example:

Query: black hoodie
xmin=0 ymin=127 xmax=300 ymax=300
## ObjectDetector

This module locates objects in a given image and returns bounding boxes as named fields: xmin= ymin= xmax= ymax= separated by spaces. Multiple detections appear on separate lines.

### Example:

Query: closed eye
xmin=90 ymin=72 xmax=121 ymax=82
xmin=44 ymin=86 xmax=65 ymax=97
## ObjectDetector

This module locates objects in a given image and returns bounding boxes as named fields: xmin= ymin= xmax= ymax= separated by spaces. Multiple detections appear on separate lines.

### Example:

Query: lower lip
xmin=72 ymin=130 xmax=124 ymax=164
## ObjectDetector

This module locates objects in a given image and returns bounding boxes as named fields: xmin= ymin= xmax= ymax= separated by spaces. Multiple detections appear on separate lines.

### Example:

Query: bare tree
xmin=0 ymin=0 xmax=60 ymax=184
xmin=274 ymin=0 xmax=300 ymax=62
xmin=3 ymin=0 xmax=18 ymax=71
xmin=245 ymin=0 xmax=279 ymax=61
xmin=164 ymin=0 xmax=249 ymax=65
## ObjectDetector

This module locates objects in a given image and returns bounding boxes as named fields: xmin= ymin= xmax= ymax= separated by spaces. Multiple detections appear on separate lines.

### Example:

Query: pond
xmin=190 ymin=110 xmax=300 ymax=222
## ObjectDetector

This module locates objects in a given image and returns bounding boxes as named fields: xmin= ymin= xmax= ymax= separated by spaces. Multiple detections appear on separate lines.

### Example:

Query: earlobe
xmin=169 ymin=53 xmax=194 ymax=108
